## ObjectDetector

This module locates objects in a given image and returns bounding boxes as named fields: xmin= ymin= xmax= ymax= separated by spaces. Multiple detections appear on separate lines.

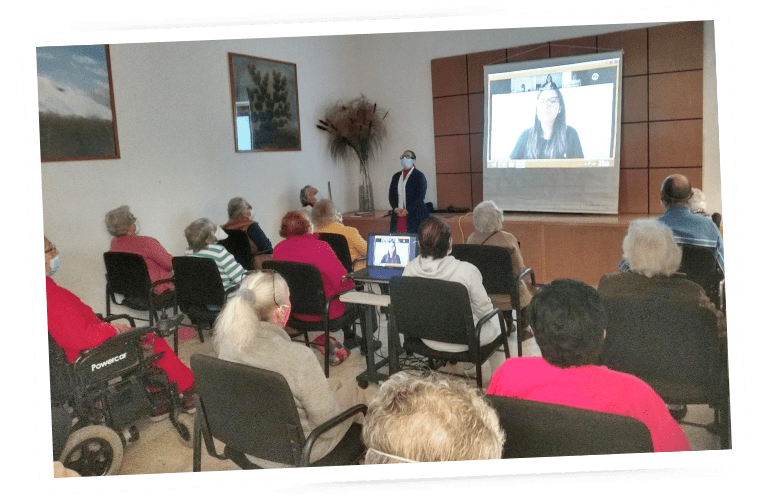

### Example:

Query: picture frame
xmin=37 ymin=44 xmax=120 ymax=162
xmin=228 ymin=52 xmax=301 ymax=152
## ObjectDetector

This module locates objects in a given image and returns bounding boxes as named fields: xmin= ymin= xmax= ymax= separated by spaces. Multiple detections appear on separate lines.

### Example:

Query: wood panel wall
xmin=431 ymin=21 xmax=705 ymax=214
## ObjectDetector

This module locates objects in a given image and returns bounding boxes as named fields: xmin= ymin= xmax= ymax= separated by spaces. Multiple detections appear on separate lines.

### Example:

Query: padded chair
xmin=263 ymin=260 xmax=359 ymax=378
xmin=600 ymin=295 xmax=730 ymax=449
xmin=678 ymin=243 xmax=725 ymax=311
xmin=451 ymin=243 xmax=537 ymax=356
xmin=486 ymin=395 xmax=654 ymax=458
xmin=104 ymin=252 xmax=176 ymax=327
xmin=218 ymin=229 xmax=254 ymax=271
xmin=171 ymin=256 xmax=238 ymax=344
xmin=388 ymin=276 xmax=510 ymax=388
xmin=190 ymin=354 xmax=367 ymax=470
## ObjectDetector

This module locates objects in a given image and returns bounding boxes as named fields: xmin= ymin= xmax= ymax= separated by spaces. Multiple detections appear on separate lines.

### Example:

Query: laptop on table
xmin=348 ymin=233 xmax=419 ymax=284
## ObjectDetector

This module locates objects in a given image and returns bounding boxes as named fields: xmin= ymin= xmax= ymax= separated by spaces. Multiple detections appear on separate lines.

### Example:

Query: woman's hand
xmin=113 ymin=323 xmax=132 ymax=334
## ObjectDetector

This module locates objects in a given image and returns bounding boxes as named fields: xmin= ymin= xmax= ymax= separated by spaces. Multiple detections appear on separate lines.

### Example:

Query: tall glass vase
xmin=358 ymin=163 xmax=375 ymax=213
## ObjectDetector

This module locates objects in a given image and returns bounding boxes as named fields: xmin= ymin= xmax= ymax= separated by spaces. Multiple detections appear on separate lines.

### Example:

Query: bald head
xmin=660 ymin=174 xmax=692 ymax=209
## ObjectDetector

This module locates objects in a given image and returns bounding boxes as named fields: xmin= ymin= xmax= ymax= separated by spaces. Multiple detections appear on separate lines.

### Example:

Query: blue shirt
xmin=619 ymin=206 xmax=724 ymax=273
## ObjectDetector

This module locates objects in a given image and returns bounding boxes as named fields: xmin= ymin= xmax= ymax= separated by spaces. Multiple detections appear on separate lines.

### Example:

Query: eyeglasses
xmin=400 ymin=154 xmax=415 ymax=159
xmin=538 ymin=97 xmax=560 ymax=106
xmin=261 ymin=269 xmax=281 ymax=307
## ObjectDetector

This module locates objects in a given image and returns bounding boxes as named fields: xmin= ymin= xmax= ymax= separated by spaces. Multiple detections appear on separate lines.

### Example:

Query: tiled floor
xmin=113 ymin=312 xmax=722 ymax=476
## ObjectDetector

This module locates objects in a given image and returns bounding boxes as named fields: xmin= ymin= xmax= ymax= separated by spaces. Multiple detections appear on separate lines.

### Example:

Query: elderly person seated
xmin=362 ymin=372 xmax=504 ymax=463
xmin=299 ymin=185 xmax=318 ymax=217
xmin=402 ymin=216 xmax=502 ymax=355
xmin=466 ymin=200 xmax=534 ymax=315
xmin=45 ymin=237 xmax=195 ymax=414
xmin=105 ymin=205 xmax=174 ymax=301
xmin=598 ymin=218 xmax=726 ymax=337
xmin=213 ymin=270 xmax=366 ymax=466
xmin=221 ymin=197 xmax=273 ymax=269
xmin=311 ymin=199 xmax=367 ymax=271
xmin=273 ymin=211 xmax=364 ymax=364
xmin=487 ymin=279 xmax=691 ymax=452
xmin=184 ymin=218 xmax=245 ymax=290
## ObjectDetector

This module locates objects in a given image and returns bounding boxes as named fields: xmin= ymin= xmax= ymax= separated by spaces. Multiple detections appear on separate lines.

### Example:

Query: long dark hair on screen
xmin=525 ymin=83 xmax=568 ymax=159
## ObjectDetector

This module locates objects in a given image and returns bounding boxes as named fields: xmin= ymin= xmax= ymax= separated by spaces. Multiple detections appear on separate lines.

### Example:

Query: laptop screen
xmin=367 ymin=234 xmax=418 ymax=270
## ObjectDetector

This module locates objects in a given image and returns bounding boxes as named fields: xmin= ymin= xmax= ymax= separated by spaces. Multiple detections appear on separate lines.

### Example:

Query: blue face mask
xmin=47 ymin=255 xmax=60 ymax=276
xmin=401 ymin=157 xmax=414 ymax=169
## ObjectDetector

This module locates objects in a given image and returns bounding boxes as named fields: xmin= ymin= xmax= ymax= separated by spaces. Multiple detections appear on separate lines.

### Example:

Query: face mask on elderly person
xmin=47 ymin=255 xmax=60 ymax=276
xmin=401 ymin=157 xmax=414 ymax=169
xmin=214 ymin=225 xmax=229 ymax=241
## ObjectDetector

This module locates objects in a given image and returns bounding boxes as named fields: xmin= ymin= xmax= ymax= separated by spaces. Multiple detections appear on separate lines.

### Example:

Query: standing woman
xmin=509 ymin=81 xmax=583 ymax=160
xmin=388 ymin=150 xmax=429 ymax=234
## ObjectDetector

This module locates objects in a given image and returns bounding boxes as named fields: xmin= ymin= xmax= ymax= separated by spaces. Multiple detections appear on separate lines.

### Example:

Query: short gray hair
xmin=227 ymin=197 xmax=251 ymax=219
xmin=300 ymin=185 xmax=317 ymax=206
xmin=622 ymin=218 xmax=682 ymax=277
xmin=105 ymin=205 xmax=135 ymax=237
xmin=472 ymin=200 xmax=504 ymax=233
xmin=362 ymin=372 xmax=504 ymax=463
xmin=213 ymin=270 xmax=290 ymax=354
xmin=184 ymin=218 xmax=217 ymax=252
xmin=311 ymin=199 xmax=341 ymax=227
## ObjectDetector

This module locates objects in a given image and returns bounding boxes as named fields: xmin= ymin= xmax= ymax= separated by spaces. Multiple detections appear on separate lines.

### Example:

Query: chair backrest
xmin=600 ymin=294 xmax=721 ymax=395
xmin=104 ymin=252 xmax=152 ymax=301
xmin=486 ymin=395 xmax=654 ymax=458
xmin=451 ymin=244 xmax=515 ymax=296
xmin=48 ymin=334 xmax=76 ymax=405
xmin=219 ymin=229 xmax=254 ymax=271
xmin=389 ymin=276 xmax=476 ymax=345
xmin=318 ymin=233 xmax=353 ymax=272
xmin=171 ymin=256 xmax=227 ymax=310
xmin=191 ymin=354 xmax=306 ymax=466
xmin=678 ymin=243 xmax=723 ymax=306
xmin=263 ymin=260 xmax=327 ymax=318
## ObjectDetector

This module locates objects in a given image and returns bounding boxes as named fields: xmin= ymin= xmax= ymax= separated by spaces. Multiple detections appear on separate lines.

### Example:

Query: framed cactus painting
xmin=228 ymin=52 xmax=301 ymax=152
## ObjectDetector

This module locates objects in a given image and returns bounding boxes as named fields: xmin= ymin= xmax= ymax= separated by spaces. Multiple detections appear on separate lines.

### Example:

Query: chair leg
xmin=475 ymin=364 xmax=483 ymax=389
xmin=196 ymin=324 xmax=205 ymax=344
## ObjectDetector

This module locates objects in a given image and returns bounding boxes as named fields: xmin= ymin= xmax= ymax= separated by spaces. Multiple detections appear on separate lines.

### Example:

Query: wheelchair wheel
xmin=59 ymin=425 xmax=124 ymax=476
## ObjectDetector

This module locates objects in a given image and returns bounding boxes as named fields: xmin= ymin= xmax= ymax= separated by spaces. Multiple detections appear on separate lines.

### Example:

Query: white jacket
xmin=402 ymin=254 xmax=501 ymax=352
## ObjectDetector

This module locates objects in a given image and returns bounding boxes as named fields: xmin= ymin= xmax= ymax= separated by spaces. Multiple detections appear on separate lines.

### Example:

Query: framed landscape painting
xmin=37 ymin=44 xmax=120 ymax=161
xmin=228 ymin=52 xmax=301 ymax=152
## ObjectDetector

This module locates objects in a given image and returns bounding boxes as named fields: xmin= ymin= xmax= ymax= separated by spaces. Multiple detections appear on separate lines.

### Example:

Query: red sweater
xmin=487 ymin=357 xmax=691 ymax=453
xmin=110 ymin=234 xmax=174 ymax=294
xmin=273 ymin=233 xmax=354 ymax=321
xmin=46 ymin=277 xmax=193 ymax=392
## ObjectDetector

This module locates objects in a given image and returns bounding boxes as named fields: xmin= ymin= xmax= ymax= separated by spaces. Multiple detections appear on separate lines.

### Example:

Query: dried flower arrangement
xmin=316 ymin=95 xmax=388 ymax=213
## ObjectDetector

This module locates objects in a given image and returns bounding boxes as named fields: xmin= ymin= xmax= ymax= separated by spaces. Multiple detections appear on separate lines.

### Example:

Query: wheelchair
xmin=50 ymin=314 xmax=191 ymax=476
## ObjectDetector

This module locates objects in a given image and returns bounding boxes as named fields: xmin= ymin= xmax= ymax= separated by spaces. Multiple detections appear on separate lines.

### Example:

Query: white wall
xmin=42 ymin=21 xmax=720 ymax=311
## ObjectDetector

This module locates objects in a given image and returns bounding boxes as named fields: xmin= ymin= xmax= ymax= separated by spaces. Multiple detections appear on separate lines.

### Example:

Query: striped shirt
xmin=185 ymin=243 xmax=245 ymax=289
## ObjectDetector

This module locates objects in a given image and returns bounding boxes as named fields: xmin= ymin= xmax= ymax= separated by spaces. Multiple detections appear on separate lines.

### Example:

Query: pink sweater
xmin=487 ymin=357 xmax=691 ymax=452
xmin=110 ymin=234 xmax=174 ymax=294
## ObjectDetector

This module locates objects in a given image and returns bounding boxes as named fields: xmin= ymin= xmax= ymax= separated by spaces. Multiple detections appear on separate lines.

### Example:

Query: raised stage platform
xmin=342 ymin=211 xmax=645 ymax=287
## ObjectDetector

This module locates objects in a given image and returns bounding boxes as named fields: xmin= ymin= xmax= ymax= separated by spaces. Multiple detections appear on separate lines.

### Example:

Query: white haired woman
xmin=221 ymin=197 xmax=273 ymax=269
xmin=184 ymin=218 xmax=245 ymax=290
xmin=362 ymin=372 xmax=504 ymax=463
xmin=311 ymin=199 xmax=367 ymax=271
xmin=213 ymin=270 xmax=365 ymax=466
xmin=105 ymin=205 xmax=174 ymax=300
xmin=466 ymin=200 xmax=534 ymax=311
xmin=598 ymin=218 xmax=725 ymax=336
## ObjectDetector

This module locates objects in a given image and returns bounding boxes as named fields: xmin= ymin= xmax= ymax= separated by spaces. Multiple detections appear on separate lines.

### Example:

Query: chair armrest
xmin=472 ymin=307 xmax=501 ymax=345
xmin=300 ymin=404 xmax=368 ymax=467
xmin=253 ymin=249 xmax=272 ymax=256
xmin=97 ymin=313 xmax=137 ymax=328
xmin=150 ymin=276 xmax=175 ymax=293
xmin=76 ymin=325 xmax=154 ymax=361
